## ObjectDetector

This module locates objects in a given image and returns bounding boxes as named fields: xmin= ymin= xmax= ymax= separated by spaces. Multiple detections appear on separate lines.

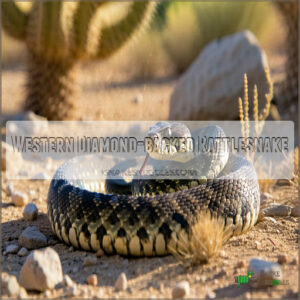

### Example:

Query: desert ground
xmin=1 ymin=5 xmax=299 ymax=298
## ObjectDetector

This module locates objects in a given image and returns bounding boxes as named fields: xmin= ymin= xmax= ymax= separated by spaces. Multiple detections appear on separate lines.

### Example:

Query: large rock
xmin=19 ymin=247 xmax=63 ymax=291
xmin=18 ymin=226 xmax=47 ymax=249
xmin=169 ymin=30 xmax=270 ymax=120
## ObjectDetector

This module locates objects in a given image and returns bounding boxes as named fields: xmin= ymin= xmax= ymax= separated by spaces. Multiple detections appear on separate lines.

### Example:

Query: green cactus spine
xmin=2 ymin=2 xmax=156 ymax=120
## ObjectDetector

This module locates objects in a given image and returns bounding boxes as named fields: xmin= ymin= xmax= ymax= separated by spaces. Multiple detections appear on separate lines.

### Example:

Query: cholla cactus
xmin=2 ymin=2 xmax=156 ymax=120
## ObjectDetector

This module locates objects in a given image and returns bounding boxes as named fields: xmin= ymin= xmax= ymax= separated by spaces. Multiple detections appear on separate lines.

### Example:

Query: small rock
xmin=19 ymin=247 xmax=63 ymax=291
xmin=6 ymin=183 xmax=14 ymax=196
xmin=87 ymin=274 xmax=98 ymax=286
xmin=64 ymin=285 xmax=78 ymax=297
xmin=62 ymin=274 xmax=75 ymax=287
xmin=133 ymin=93 xmax=143 ymax=104
xmin=236 ymin=260 xmax=246 ymax=268
xmin=261 ymin=205 xmax=292 ymax=217
xmin=5 ymin=244 xmax=19 ymax=255
xmin=291 ymin=257 xmax=298 ymax=265
xmin=28 ymin=189 xmax=36 ymax=196
xmin=277 ymin=254 xmax=287 ymax=265
xmin=216 ymin=268 xmax=227 ymax=278
xmin=248 ymin=258 xmax=282 ymax=288
xmin=43 ymin=290 xmax=51 ymax=297
xmin=83 ymin=256 xmax=97 ymax=267
xmin=96 ymin=248 xmax=104 ymax=257
xmin=23 ymin=203 xmax=38 ymax=221
xmin=18 ymin=226 xmax=47 ymax=249
xmin=18 ymin=247 xmax=29 ymax=257
xmin=291 ymin=206 xmax=300 ymax=217
xmin=2 ymin=272 xmax=27 ymax=297
xmin=219 ymin=250 xmax=227 ymax=258
xmin=263 ymin=216 xmax=277 ymax=224
xmin=12 ymin=191 xmax=28 ymax=207
xmin=114 ymin=272 xmax=127 ymax=291
xmin=254 ymin=241 xmax=261 ymax=249
xmin=68 ymin=246 xmax=74 ymax=252
xmin=206 ymin=291 xmax=216 ymax=299
xmin=172 ymin=281 xmax=190 ymax=299
xmin=31 ymin=172 xmax=50 ymax=180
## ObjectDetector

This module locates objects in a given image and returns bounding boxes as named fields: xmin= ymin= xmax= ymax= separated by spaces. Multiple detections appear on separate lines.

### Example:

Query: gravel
xmin=18 ymin=226 xmax=47 ymax=249
xmin=19 ymin=247 xmax=63 ymax=291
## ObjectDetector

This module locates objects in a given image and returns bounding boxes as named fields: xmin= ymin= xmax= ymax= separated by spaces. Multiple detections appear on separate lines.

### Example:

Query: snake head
xmin=146 ymin=122 xmax=193 ymax=162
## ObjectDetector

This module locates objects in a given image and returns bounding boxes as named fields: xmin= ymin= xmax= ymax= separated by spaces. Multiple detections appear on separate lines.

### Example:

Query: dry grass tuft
xmin=169 ymin=213 xmax=231 ymax=266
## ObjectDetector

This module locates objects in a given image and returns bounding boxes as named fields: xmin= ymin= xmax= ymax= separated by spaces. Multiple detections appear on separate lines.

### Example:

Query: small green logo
xmin=237 ymin=271 xmax=253 ymax=287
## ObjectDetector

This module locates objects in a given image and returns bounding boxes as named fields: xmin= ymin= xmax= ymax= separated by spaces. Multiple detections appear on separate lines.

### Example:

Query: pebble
xmin=219 ymin=250 xmax=227 ymax=258
xmin=216 ymin=268 xmax=227 ymax=278
xmin=172 ymin=281 xmax=190 ymax=299
xmin=28 ymin=189 xmax=36 ymax=196
xmin=12 ymin=191 xmax=28 ymax=207
xmin=6 ymin=183 xmax=14 ymax=196
xmin=87 ymin=274 xmax=98 ymax=286
xmin=23 ymin=203 xmax=38 ymax=221
xmin=291 ymin=257 xmax=298 ymax=265
xmin=261 ymin=205 xmax=292 ymax=217
xmin=68 ymin=246 xmax=74 ymax=252
xmin=133 ymin=93 xmax=143 ymax=104
xmin=83 ymin=256 xmax=97 ymax=267
xmin=254 ymin=241 xmax=261 ymax=249
xmin=96 ymin=248 xmax=104 ymax=257
xmin=236 ymin=260 xmax=246 ymax=268
xmin=248 ymin=258 xmax=282 ymax=288
xmin=2 ymin=272 xmax=28 ymax=298
xmin=4 ymin=244 xmax=19 ymax=255
xmin=263 ymin=216 xmax=277 ymax=224
xmin=114 ymin=272 xmax=127 ymax=291
xmin=291 ymin=206 xmax=300 ymax=217
xmin=31 ymin=172 xmax=50 ymax=180
xmin=18 ymin=226 xmax=47 ymax=249
xmin=277 ymin=254 xmax=287 ymax=264
xmin=64 ymin=285 xmax=78 ymax=297
xmin=62 ymin=274 xmax=75 ymax=287
xmin=18 ymin=247 xmax=29 ymax=257
xmin=206 ymin=291 xmax=216 ymax=299
xmin=19 ymin=247 xmax=63 ymax=291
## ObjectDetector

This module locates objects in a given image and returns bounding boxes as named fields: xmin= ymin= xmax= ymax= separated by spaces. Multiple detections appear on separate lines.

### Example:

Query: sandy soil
xmin=1 ymin=44 xmax=299 ymax=298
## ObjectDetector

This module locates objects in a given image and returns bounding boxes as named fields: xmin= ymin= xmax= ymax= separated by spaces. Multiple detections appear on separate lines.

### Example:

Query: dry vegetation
xmin=169 ymin=212 xmax=231 ymax=267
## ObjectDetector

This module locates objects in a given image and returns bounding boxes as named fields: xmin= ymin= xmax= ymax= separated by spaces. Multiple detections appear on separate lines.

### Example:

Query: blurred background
xmin=1 ymin=1 xmax=298 ymax=135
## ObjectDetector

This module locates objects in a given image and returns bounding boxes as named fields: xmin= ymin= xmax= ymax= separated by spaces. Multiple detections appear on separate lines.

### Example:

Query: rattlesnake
xmin=47 ymin=122 xmax=260 ymax=256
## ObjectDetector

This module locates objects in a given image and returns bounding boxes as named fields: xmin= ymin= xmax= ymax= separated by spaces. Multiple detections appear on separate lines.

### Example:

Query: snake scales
xmin=47 ymin=122 xmax=260 ymax=256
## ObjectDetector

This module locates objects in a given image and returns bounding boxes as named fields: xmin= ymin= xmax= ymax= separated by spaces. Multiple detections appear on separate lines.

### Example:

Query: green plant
xmin=161 ymin=2 xmax=273 ymax=73
xmin=2 ymin=1 xmax=156 ymax=120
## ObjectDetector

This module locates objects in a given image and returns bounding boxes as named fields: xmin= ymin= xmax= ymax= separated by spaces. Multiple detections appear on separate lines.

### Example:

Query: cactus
xmin=2 ymin=2 xmax=156 ymax=120
xmin=274 ymin=2 xmax=298 ymax=106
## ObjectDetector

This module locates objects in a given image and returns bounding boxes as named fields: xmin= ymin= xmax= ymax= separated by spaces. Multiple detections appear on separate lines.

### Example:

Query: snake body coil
xmin=47 ymin=124 xmax=260 ymax=256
